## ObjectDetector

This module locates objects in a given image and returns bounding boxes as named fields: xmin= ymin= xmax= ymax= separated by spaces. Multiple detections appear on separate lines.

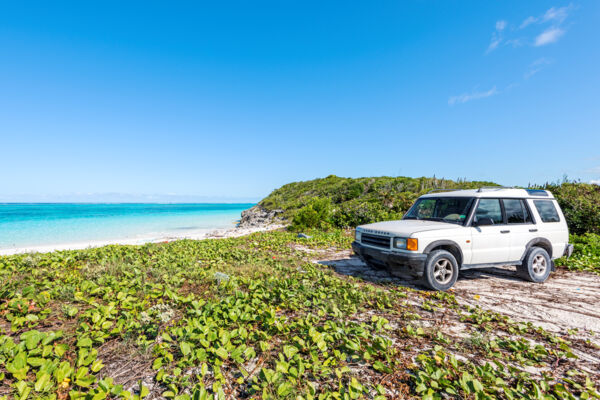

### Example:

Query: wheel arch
xmin=522 ymin=237 xmax=553 ymax=260
xmin=423 ymin=240 xmax=464 ymax=266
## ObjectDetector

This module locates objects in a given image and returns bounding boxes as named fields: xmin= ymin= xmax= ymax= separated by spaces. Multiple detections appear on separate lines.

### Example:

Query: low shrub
xmin=290 ymin=197 xmax=333 ymax=231
xmin=541 ymin=182 xmax=600 ymax=235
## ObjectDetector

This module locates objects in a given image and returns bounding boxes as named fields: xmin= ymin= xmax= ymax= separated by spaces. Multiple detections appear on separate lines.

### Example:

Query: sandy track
xmin=316 ymin=249 xmax=600 ymax=335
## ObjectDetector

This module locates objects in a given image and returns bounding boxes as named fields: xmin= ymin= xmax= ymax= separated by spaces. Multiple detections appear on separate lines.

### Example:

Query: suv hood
xmin=357 ymin=220 xmax=461 ymax=237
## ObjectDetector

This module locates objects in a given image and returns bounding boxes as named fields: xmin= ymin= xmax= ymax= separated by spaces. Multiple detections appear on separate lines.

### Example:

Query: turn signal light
xmin=406 ymin=238 xmax=418 ymax=251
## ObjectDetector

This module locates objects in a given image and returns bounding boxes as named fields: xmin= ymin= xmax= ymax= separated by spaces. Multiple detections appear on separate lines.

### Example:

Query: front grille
xmin=361 ymin=233 xmax=390 ymax=249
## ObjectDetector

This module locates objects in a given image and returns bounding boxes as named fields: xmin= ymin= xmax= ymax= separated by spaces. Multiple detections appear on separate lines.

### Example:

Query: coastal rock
xmin=238 ymin=205 xmax=284 ymax=228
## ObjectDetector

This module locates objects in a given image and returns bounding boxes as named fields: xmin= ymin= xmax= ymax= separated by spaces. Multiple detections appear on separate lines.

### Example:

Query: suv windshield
xmin=403 ymin=197 xmax=475 ymax=225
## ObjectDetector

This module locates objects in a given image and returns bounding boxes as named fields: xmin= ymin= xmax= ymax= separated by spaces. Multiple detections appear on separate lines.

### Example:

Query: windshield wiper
xmin=423 ymin=217 xmax=463 ymax=225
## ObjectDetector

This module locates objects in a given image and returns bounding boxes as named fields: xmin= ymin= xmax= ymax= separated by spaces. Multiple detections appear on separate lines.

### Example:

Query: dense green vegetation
xmin=540 ymin=182 xmax=600 ymax=235
xmin=261 ymin=176 xmax=600 ymax=235
xmin=262 ymin=176 xmax=498 ymax=230
xmin=1 ymin=230 xmax=598 ymax=399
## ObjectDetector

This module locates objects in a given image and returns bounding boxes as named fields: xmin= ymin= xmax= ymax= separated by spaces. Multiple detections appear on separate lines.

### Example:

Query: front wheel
xmin=517 ymin=247 xmax=551 ymax=283
xmin=422 ymin=250 xmax=459 ymax=291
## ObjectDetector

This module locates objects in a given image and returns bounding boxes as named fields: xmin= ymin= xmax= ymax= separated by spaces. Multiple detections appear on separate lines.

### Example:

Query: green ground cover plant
xmin=557 ymin=233 xmax=600 ymax=275
xmin=1 ymin=230 xmax=598 ymax=399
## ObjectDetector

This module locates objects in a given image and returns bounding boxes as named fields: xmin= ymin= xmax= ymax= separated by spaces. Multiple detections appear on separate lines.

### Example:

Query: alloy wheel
xmin=433 ymin=258 xmax=454 ymax=284
xmin=532 ymin=254 xmax=547 ymax=275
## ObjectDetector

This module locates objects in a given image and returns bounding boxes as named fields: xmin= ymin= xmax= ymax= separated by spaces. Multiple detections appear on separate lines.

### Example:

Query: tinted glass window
xmin=503 ymin=199 xmax=532 ymax=224
xmin=534 ymin=200 xmax=560 ymax=223
xmin=475 ymin=199 xmax=503 ymax=224
xmin=404 ymin=197 xmax=474 ymax=225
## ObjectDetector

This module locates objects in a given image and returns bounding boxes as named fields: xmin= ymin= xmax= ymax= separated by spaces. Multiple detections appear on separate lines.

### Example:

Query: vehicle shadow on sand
xmin=317 ymin=255 xmax=524 ymax=290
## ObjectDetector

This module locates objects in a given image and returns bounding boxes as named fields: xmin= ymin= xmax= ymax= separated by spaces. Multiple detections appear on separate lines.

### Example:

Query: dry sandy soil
xmin=315 ymin=249 xmax=600 ymax=335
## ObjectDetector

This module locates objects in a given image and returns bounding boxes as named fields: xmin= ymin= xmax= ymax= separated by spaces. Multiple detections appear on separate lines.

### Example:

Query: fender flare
xmin=522 ymin=237 xmax=553 ymax=260
xmin=423 ymin=240 xmax=464 ymax=265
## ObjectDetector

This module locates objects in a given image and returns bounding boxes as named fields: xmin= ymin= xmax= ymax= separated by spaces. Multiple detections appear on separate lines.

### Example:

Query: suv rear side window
xmin=503 ymin=199 xmax=533 ymax=224
xmin=533 ymin=200 xmax=560 ymax=223
xmin=475 ymin=199 xmax=503 ymax=224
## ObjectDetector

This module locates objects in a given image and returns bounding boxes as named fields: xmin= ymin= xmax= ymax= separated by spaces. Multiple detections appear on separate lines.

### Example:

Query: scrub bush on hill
xmin=263 ymin=176 xmax=600 ymax=234
xmin=540 ymin=181 xmax=600 ymax=235
xmin=261 ymin=175 xmax=497 ymax=229
xmin=290 ymin=197 xmax=333 ymax=231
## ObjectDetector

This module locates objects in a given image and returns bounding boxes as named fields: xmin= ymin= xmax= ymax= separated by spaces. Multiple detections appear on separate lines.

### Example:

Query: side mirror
xmin=474 ymin=217 xmax=494 ymax=226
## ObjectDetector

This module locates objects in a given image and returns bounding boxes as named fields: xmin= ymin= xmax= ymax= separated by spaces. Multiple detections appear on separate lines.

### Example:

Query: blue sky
xmin=1 ymin=1 xmax=598 ymax=201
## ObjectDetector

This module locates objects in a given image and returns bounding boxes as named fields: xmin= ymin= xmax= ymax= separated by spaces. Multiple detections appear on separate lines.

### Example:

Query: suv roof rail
xmin=476 ymin=186 xmax=518 ymax=192
xmin=427 ymin=188 xmax=461 ymax=194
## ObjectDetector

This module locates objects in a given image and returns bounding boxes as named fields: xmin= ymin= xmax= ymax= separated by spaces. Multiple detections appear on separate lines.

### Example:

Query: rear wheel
xmin=517 ymin=247 xmax=551 ymax=283
xmin=422 ymin=250 xmax=459 ymax=291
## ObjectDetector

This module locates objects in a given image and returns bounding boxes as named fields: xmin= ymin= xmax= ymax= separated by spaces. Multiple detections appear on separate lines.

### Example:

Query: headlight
xmin=355 ymin=230 xmax=361 ymax=241
xmin=393 ymin=238 xmax=407 ymax=249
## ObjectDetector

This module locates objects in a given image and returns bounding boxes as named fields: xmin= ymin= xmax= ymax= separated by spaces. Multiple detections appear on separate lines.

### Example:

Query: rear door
xmin=502 ymin=198 xmax=537 ymax=261
xmin=530 ymin=199 xmax=569 ymax=258
xmin=469 ymin=198 xmax=511 ymax=264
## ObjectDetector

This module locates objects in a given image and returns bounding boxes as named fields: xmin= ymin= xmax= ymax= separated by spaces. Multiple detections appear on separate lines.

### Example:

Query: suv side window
xmin=475 ymin=199 xmax=503 ymax=224
xmin=534 ymin=200 xmax=560 ymax=222
xmin=503 ymin=199 xmax=533 ymax=224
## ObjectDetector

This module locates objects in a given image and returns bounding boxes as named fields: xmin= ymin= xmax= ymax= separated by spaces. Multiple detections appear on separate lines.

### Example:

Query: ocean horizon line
xmin=0 ymin=201 xmax=257 ymax=205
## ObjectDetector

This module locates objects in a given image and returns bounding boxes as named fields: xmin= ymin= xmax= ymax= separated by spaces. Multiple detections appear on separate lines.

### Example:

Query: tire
xmin=517 ymin=247 xmax=551 ymax=283
xmin=422 ymin=250 xmax=459 ymax=291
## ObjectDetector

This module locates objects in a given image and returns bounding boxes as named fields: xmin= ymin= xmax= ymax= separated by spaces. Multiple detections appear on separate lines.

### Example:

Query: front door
xmin=469 ymin=198 xmax=510 ymax=264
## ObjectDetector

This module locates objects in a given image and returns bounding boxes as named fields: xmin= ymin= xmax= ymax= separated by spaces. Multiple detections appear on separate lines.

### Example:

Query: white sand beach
xmin=0 ymin=223 xmax=285 ymax=256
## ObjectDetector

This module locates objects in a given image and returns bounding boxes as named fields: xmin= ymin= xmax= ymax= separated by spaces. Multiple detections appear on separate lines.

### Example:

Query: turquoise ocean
xmin=0 ymin=203 xmax=254 ymax=251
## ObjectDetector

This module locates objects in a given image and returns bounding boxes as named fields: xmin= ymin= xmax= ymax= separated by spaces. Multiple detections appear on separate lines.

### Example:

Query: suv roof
xmin=422 ymin=188 xmax=554 ymax=199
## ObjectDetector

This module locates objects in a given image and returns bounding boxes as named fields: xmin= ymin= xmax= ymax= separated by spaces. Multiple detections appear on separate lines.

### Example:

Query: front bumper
xmin=352 ymin=241 xmax=427 ymax=277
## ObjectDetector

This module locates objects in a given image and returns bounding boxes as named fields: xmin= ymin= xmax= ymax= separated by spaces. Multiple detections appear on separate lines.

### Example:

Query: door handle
xmin=529 ymin=228 xmax=538 ymax=232
xmin=500 ymin=230 xmax=510 ymax=234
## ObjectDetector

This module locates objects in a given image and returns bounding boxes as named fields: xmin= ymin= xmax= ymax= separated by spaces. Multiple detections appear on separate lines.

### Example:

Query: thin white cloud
xmin=448 ymin=86 xmax=498 ymax=105
xmin=542 ymin=6 xmax=571 ymax=23
xmin=487 ymin=20 xmax=507 ymax=53
xmin=520 ymin=5 xmax=573 ymax=29
xmin=515 ymin=5 xmax=573 ymax=48
xmin=524 ymin=58 xmax=554 ymax=79
xmin=520 ymin=16 xmax=538 ymax=29
xmin=535 ymin=27 xmax=565 ymax=46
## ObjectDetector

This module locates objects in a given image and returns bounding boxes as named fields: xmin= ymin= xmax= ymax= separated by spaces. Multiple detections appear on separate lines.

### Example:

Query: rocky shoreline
xmin=237 ymin=205 xmax=285 ymax=229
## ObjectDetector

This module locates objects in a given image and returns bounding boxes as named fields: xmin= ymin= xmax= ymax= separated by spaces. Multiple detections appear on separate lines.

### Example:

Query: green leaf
xmin=35 ymin=372 xmax=52 ymax=392
xmin=215 ymin=347 xmax=228 ymax=360
xmin=66 ymin=306 xmax=79 ymax=317
xmin=91 ymin=359 xmax=105 ymax=373
xmin=283 ymin=345 xmax=299 ymax=359
xmin=277 ymin=382 xmax=294 ymax=396
xmin=21 ymin=330 xmax=42 ymax=350
xmin=140 ymin=384 xmax=150 ymax=398
xmin=180 ymin=342 xmax=192 ymax=356
xmin=373 ymin=360 xmax=392 ymax=374
xmin=77 ymin=336 xmax=93 ymax=348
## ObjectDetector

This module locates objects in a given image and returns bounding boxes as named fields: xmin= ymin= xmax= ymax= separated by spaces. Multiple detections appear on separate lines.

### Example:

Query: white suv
xmin=352 ymin=188 xmax=573 ymax=291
